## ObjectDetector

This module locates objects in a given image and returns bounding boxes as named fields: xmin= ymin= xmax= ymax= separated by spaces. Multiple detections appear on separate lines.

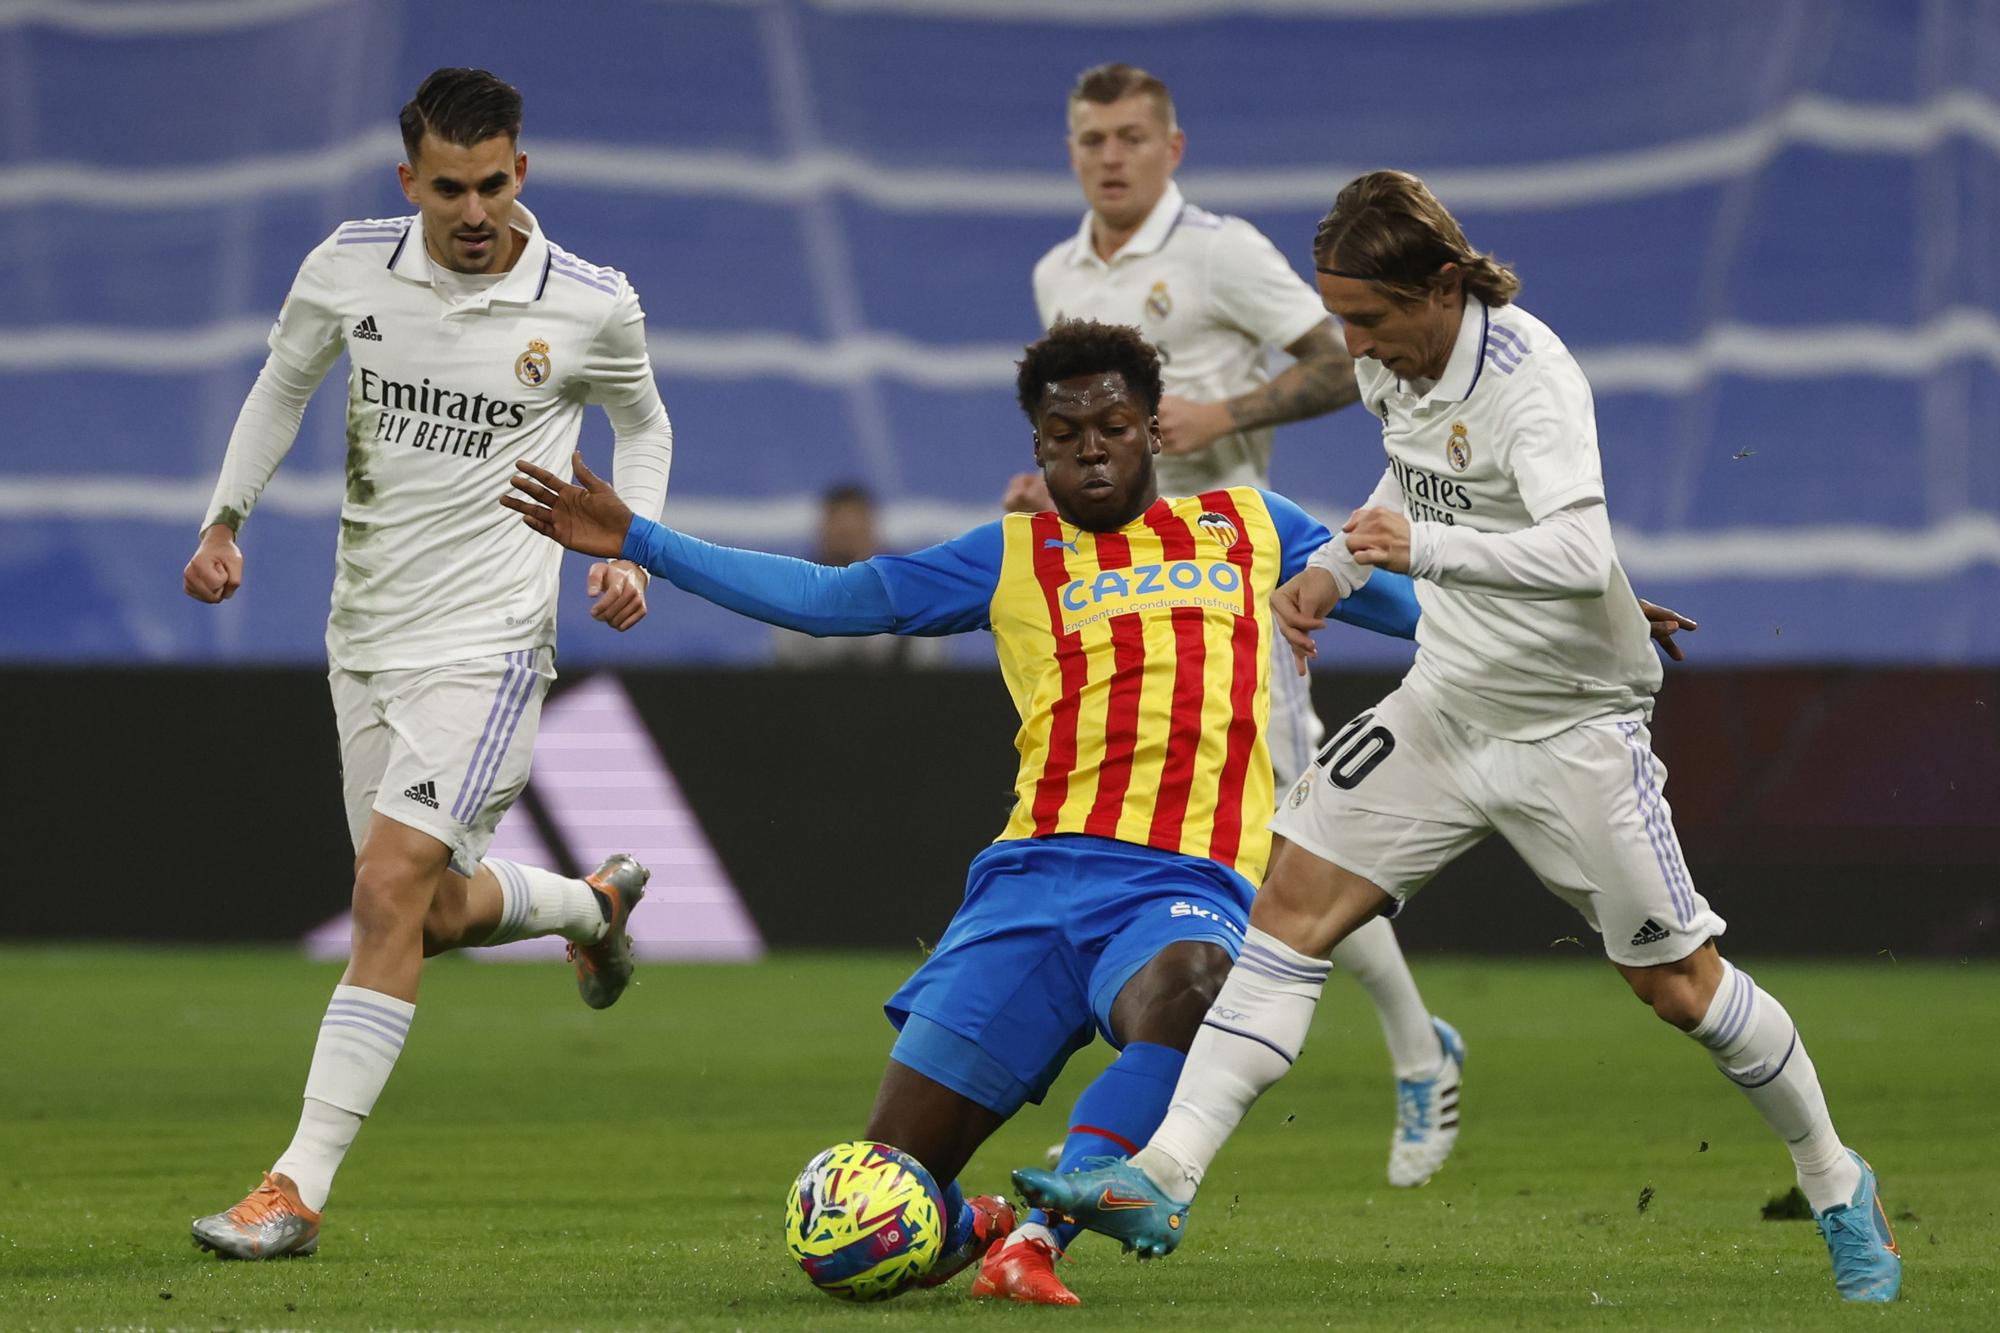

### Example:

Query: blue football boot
xmin=1010 ymin=1157 xmax=1189 ymax=1259
xmin=1814 ymin=1150 xmax=1901 ymax=1302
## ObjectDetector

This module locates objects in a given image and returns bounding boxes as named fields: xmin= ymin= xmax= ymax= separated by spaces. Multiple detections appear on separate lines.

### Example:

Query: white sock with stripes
xmin=271 ymin=985 xmax=415 ymax=1212
xmin=482 ymin=859 xmax=607 ymax=946
xmin=1690 ymin=960 xmax=1858 ymax=1212
xmin=1329 ymin=916 xmax=1440 ymax=1080
xmin=1136 ymin=926 xmax=1332 ymax=1203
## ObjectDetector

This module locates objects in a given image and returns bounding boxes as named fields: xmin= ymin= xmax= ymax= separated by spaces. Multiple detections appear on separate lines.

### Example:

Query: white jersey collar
xmin=1404 ymin=296 xmax=1490 ymax=408
xmin=388 ymin=202 xmax=552 ymax=308
xmin=1067 ymin=180 xmax=1187 ymax=269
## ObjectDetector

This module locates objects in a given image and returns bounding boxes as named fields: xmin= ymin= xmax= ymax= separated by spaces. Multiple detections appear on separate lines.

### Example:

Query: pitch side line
xmin=5 ymin=479 xmax=1996 ymax=580
xmin=4 ymin=309 xmax=1996 ymax=394
xmin=5 ymin=91 xmax=1997 ymax=214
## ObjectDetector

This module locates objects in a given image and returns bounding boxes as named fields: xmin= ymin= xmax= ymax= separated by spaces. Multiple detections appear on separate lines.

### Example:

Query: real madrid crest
xmin=1287 ymin=774 xmax=1313 ymax=809
xmin=514 ymin=338 xmax=552 ymax=388
xmin=1145 ymin=280 xmax=1172 ymax=321
xmin=1196 ymin=511 xmax=1240 ymax=551
xmin=1446 ymin=420 xmax=1471 ymax=472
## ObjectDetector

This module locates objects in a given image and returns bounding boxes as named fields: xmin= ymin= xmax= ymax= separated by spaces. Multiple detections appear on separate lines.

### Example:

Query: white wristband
xmin=1305 ymin=536 xmax=1374 ymax=599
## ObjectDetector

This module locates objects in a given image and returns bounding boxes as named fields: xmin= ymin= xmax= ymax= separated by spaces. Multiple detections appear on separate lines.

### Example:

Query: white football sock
xmin=271 ymin=984 xmax=415 ymax=1212
xmin=1004 ymin=1220 xmax=1061 ymax=1252
xmin=1329 ymin=916 xmax=1440 ymax=1079
xmin=483 ymin=858 xmax=607 ymax=946
xmin=1689 ymin=961 xmax=1858 ymax=1212
xmin=1139 ymin=927 xmax=1331 ymax=1203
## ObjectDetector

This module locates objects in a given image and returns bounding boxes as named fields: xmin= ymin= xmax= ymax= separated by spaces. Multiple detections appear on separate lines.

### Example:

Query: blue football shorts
xmin=884 ymin=832 xmax=1254 ymax=1118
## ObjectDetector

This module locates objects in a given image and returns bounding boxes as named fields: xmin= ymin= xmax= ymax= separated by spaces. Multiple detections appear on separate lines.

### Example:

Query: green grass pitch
xmin=2 ymin=947 xmax=1994 ymax=1331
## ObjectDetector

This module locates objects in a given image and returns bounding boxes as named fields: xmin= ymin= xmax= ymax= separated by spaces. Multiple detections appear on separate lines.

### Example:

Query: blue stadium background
xmin=4 ymin=0 xmax=1996 ymax=666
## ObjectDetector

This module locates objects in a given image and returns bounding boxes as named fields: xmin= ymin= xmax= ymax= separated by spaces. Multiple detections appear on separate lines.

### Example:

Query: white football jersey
xmin=220 ymin=205 xmax=665 ymax=672
xmin=1033 ymin=181 xmax=1327 ymax=494
xmin=1358 ymin=297 xmax=1662 ymax=740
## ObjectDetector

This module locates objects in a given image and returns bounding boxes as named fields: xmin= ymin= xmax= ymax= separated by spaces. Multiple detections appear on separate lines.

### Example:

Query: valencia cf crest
xmin=515 ymin=338 xmax=552 ymax=387
xmin=1447 ymin=420 xmax=1471 ymax=472
xmin=1145 ymin=280 xmax=1172 ymax=321
xmin=1196 ymin=511 xmax=1240 ymax=551
xmin=1192 ymin=508 xmax=1240 ymax=548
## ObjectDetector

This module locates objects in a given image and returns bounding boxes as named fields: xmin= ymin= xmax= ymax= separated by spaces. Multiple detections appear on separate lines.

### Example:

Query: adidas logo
xmin=402 ymin=780 xmax=439 ymax=809
xmin=1630 ymin=918 xmax=1670 ymax=947
xmin=352 ymin=315 xmax=383 ymax=342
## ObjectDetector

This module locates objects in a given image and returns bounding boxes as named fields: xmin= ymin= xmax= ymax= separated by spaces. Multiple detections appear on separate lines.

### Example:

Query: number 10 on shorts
xmin=1315 ymin=712 xmax=1397 ymax=790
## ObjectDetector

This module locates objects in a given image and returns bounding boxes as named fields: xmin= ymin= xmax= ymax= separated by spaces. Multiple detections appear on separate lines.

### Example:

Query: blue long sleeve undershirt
xmin=623 ymin=518 xmax=913 ymax=635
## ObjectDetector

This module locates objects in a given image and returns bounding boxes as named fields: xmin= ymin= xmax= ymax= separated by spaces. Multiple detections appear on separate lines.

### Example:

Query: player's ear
xmin=397 ymin=161 xmax=418 ymax=205
xmin=1148 ymin=415 xmax=1163 ymax=453
xmin=514 ymin=149 xmax=528 ymax=192
xmin=1431 ymin=262 xmax=1463 ymax=309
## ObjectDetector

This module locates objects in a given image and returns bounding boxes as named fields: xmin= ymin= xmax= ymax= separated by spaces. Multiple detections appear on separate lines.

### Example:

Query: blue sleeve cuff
xmin=1331 ymin=570 xmax=1421 ymax=640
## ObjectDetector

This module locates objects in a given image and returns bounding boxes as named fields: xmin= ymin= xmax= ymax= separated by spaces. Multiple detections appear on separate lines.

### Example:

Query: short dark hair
xmin=1069 ymin=62 xmax=1175 ymax=131
xmin=1313 ymin=169 xmax=1520 ymax=307
xmin=399 ymin=68 xmax=523 ymax=165
xmin=1016 ymin=319 xmax=1164 ymax=420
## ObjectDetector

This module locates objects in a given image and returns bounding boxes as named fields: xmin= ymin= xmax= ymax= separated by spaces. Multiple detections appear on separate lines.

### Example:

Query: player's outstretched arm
xmin=505 ymin=455 xmax=998 ymax=638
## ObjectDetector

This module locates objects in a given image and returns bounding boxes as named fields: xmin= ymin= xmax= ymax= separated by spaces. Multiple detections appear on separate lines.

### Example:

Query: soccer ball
xmin=783 ymin=1140 xmax=945 ymax=1301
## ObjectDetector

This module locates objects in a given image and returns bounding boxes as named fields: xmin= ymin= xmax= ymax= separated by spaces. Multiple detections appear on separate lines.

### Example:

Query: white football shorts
xmin=1270 ymin=683 xmax=1725 ymax=965
xmin=328 ymin=647 xmax=555 ymax=877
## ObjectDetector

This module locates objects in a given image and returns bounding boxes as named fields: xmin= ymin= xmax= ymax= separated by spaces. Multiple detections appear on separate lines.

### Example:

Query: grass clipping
xmin=1761 ymin=1185 xmax=1814 ymax=1221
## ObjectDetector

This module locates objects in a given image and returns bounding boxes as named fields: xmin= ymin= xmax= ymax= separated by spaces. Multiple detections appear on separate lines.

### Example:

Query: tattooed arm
xmin=1157 ymin=320 xmax=1360 ymax=456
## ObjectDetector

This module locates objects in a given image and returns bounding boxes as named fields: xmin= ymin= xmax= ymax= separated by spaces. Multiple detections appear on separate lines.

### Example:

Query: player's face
xmin=1317 ymin=271 xmax=1462 ymax=382
xmin=1066 ymin=95 xmax=1185 ymax=233
xmin=1033 ymin=372 xmax=1162 ymax=531
xmin=398 ymin=132 xmax=528 ymax=274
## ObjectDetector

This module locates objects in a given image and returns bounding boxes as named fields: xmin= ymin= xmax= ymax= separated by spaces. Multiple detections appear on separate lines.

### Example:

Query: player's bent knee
xmin=1616 ymin=943 xmax=1722 ymax=1032
xmin=1620 ymin=966 xmax=1709 ymax=1031
xmin=1251 ymin=848 xmax=1393 ymax=959
xmin=350 ymin=857 xmax=439 ymax=946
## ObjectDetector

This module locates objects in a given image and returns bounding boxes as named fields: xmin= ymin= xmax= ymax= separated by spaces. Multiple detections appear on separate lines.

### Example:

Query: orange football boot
xmin=970 ymin=1234 xmax=1080 ymax=1306
xmin=190 ymin=1172 xmax=321 ymax=1260
xmin=568 ymin=853 xmax=651 ymax=1009
xmin=915 ymin=1192 xmax=1016 ymax=1288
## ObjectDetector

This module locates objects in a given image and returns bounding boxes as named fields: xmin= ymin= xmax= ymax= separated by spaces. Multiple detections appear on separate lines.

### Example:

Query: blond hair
xmin=1313 ymin=170 xmax=1520 ymax=307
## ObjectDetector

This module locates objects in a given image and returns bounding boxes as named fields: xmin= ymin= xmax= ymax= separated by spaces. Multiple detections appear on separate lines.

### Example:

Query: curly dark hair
xmin=1015 ymin=319 xmax=1164 ymax=421
xmin=399 ymin=68 xmax=523 ymax=165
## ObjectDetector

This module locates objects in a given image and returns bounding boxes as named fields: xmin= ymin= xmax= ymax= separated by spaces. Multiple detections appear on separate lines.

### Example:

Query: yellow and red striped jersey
xmin=626 ymin=486 xmax=1427 ymax=884
xmin=988 ymin=488 xmax=1320 ymax=883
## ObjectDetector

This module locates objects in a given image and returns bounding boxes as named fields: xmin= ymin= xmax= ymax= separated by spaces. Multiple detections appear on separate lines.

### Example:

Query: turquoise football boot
xmin=1010 ymin=1157 xmax=1189 ymax=1259
xmin=1814 ymin=1150 xmax=1901 ymax=1302
xmin=1389 ymin=1016 xmax=1465 ymax=1187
